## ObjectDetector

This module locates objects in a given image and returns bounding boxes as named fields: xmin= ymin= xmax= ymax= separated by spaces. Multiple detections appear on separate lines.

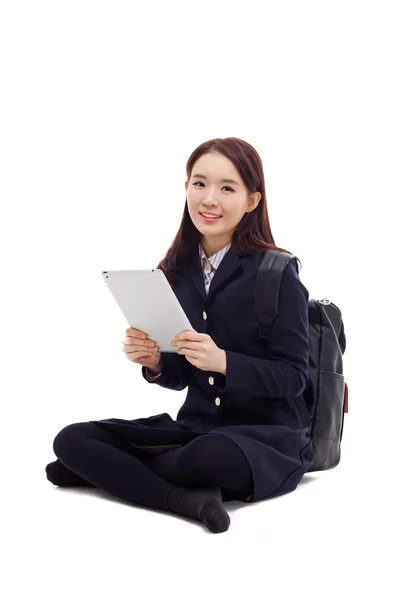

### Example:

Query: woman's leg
xmin=46 ymin=432 xmax=252 ymax=499
xmin=48 ymin=422 xmax=230 ymax=533
xmin=144 ymin=433 xmax=253 ymax=501
xmin=45 ymin=433 xmax=148 ymax=488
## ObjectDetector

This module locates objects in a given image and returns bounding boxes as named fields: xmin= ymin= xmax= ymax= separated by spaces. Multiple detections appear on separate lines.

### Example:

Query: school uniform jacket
xmin=92 ymin=242 xmax=314 ymax=503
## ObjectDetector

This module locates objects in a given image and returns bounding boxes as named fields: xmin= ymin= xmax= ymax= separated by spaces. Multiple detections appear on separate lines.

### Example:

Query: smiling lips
xmin=200 ymin=212 xmax=222 ymax=221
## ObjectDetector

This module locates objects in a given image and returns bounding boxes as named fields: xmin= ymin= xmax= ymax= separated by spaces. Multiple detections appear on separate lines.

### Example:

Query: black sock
xmin=45 ymin=459 xmax=95 ymax=487
xmin=167 ymin=484 xmax=230 ymax=533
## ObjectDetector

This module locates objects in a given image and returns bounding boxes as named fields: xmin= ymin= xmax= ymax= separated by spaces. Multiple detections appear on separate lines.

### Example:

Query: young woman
xmin=45 ymin=137 xmax=313 ymax=534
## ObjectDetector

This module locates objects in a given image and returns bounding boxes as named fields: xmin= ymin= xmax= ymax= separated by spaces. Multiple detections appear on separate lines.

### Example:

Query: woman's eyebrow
xmin=192 ymin=173 xmax=240 ymax=186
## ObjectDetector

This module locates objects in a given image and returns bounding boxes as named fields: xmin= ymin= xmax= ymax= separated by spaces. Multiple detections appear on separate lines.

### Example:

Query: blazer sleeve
xmin=213 ymin=259 xmax=310 ymax=398
xmin=141 ymin=352 xmax=191 ymax=391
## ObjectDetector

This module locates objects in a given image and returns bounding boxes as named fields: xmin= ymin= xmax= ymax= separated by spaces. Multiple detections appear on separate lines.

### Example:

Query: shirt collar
xmin=198 ymin=241 xmax=232 ymax=270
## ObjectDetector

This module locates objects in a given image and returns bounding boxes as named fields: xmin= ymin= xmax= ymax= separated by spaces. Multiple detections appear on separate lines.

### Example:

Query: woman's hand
xmin=123 ymin=328 xmax=161 ymax=370
xmin=171 ymin=330 xmax=226 ymax=373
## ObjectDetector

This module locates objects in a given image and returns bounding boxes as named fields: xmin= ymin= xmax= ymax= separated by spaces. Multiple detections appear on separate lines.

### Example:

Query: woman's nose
xmin=203 ymin=191 xmax=218 ymax=204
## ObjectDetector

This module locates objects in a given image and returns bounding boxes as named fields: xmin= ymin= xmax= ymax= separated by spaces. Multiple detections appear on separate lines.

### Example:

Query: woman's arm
xmin=212 ymin=259 xmax=310 ymax=398
xmin=141 ymin=352 xmax=191 ymax=391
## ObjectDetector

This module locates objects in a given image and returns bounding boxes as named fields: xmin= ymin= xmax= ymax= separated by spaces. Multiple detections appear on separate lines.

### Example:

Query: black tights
xmin=50 ymin=422 xmax=253 ymax=511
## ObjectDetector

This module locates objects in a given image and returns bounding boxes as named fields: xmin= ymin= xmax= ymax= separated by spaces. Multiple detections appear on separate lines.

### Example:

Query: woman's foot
xmin=167 ymin=484 xmax=230 ymax=533
xmin=45 ymin=459 xmax=95 ymax=487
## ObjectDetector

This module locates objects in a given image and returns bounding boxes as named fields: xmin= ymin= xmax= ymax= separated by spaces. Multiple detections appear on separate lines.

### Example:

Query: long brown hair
xmin=156 ymin=137 xmax=299 ymax=289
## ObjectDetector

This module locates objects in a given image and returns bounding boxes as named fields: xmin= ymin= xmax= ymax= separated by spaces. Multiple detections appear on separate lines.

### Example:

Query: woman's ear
xmin=247 ymin=191 xmax=261 ymax=212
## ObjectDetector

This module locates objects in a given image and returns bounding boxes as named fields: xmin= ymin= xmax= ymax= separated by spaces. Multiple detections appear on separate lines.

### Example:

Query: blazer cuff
xmin=141 ymin=352 xmax=190 ymax=391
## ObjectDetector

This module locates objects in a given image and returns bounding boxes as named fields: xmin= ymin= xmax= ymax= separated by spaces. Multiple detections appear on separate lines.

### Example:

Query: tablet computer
xmin=101 ymin=269 xmax=194 ymax=353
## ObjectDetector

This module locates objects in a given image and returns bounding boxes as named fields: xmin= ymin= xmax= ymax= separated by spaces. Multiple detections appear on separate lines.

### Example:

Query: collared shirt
xmin=145 ymin=241 xmax=232 ymax=381
xmin=198 ymin=241 xmax=231 ymax=295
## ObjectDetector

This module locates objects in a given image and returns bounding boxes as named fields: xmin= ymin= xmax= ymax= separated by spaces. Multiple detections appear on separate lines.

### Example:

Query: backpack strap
xmin=254 ymin=250 xmax=311 ymax=429
xmin=254 ymin=250 xmax=299 ymax=339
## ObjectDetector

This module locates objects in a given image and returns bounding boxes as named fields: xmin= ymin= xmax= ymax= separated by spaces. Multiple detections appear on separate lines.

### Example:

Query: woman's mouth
xmin=200 ymin=212 xmax=222 ymax=222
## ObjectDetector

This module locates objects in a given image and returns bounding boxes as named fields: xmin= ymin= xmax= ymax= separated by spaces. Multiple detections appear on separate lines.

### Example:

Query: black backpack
xmin=254 ymin=249 xmax=348 ymax=472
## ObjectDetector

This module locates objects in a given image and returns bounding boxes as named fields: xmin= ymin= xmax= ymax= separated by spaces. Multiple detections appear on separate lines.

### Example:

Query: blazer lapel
xmin=184 ymin=246 xmax=244 ymax=307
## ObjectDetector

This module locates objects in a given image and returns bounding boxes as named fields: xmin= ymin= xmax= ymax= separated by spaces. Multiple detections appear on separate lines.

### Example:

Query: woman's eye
xmin=193 ymin=182 xmax=234 ymax=192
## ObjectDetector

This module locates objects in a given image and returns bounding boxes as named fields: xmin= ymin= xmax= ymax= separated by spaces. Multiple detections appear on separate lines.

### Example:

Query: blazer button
xmin=215 ymin=397 xmax=221 ymax=406
xmin=203 ymin=311 xmax=207 ymax=320
xmin=208 ymin=376 xmax=214 ymax=385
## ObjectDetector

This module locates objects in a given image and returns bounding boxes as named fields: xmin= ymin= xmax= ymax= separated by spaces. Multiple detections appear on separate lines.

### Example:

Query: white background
xmin=1 ymin=1 xmax=398 ymax=598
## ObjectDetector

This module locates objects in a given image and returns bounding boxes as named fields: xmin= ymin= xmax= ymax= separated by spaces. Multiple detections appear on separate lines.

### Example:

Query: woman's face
xmin=185 ymin=152 xmax=260 ymax=251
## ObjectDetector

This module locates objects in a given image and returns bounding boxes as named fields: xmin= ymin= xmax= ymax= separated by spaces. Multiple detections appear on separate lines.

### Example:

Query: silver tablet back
xmin=101 ymin=269 xmax=193 ymax=353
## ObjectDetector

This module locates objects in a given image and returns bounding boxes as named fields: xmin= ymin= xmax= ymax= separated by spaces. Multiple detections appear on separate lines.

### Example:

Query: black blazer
xmin=142 ymin=245 xmax=310 ymax=434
